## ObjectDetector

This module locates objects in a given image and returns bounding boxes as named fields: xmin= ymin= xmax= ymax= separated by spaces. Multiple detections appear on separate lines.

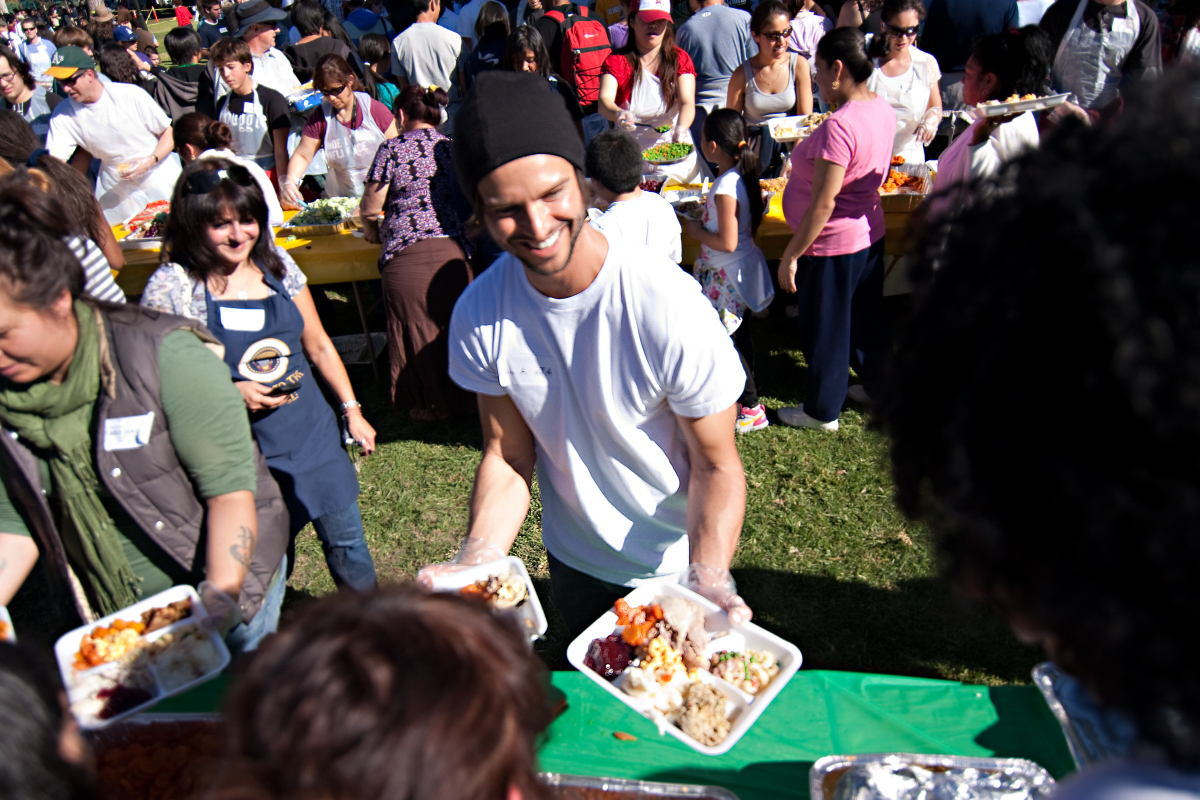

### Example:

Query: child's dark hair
xmin=164 ymin=24 xmax=201 ymax=63
xmin=971 ymin=25 xmax=1052 ymax=101
xmin=585 ymin=129 xmax=642 ymax=195
xmin=394 ymin=84 xmax=448 ymax=126
xmin=703 ymin=108 xmax=762 ymax=234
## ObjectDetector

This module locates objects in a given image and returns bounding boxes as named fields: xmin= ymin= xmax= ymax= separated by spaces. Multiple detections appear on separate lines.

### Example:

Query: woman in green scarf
xmin=0 ymin=176 xmax=288 ymax=654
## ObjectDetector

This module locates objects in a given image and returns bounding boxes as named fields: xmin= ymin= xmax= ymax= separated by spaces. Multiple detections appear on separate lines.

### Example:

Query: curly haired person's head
xmin=881 ymin=72 xmax=1200 ymax=766
xmin=214 ymin=586 xmax=553 ymax=800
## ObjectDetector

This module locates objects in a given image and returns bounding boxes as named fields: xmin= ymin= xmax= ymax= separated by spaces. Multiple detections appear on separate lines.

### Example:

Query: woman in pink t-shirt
xmin=777 ymin=27 xmax=896 ymax=430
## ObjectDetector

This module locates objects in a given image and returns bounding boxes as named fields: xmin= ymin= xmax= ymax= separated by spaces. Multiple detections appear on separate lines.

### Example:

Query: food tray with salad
xmin=118 ymin=200 xmax=171 ymax=250
xmin=54 ymin=585 xmax=230 ymax=729
xmin=642 ymin=142 xmax=694 ymax=165
xmin=809 ymin=753 xmax=1055 ymax=800
xmin=568 ymin=582 xmax=801 ymax=756
xmin=974 ymin=92 xmax=1070 ymax=118
xmin=429 ymin=556 xmax=548 ymax=642
xmin=281 ymin=197 xmax=362 ymax=236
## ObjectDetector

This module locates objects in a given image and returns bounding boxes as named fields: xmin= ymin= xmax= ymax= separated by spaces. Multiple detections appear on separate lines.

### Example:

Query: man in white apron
xmin=44 ymin=47 xmax=182 ymax=224
xmin=212 ymin=37 xmax=292 ymax=184
xmin=1040 ymin=0 xmax=1161 ymax=120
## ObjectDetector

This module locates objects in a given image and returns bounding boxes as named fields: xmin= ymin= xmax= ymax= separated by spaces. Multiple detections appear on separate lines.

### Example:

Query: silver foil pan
xmin=1031 ymin=662 xmax=1138 ymax=769
xmin=541 ymin=773 xmax=739 ymax=799
xmin=809 ymin=753 xmax=1055 ymax=800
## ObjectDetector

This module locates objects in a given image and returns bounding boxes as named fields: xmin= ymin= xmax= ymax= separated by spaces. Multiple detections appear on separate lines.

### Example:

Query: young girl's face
xmin=700 ymin=133 xmax=722 ymax=163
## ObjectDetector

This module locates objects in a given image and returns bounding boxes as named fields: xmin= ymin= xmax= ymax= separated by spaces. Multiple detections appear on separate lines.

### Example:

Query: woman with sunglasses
xmin=141 ymin=159 xmax=378 ymax=593
xmin=864 ymin=0 xmax=941 ymax=164
xmin=726 ymin=0 xmax=813 ymax=177
xmin=280 ymin=53 xmax=397 ymax=206
xmin=0 ymin=176 xmax=289 ymax=653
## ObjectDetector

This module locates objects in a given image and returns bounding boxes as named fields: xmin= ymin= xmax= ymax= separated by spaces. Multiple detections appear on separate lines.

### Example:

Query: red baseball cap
xmin=635 ymin=0 xmax=672 ymax=22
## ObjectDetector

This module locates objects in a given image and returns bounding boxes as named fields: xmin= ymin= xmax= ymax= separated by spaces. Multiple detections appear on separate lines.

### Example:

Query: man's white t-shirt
xmin=590 ymin=190 xmax=683 ymax=264
xmin=449 ymin=237 xmax=745 ymax=586
xmin=391 ymin=22 xmax=462 ymax=93
xmin=46 ymin=82 xmax=182 ymax=223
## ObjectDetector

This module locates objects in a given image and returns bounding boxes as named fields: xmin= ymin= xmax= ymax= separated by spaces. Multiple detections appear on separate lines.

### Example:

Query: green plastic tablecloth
xmin=154 ymin=669 xmax=1075 ymax=800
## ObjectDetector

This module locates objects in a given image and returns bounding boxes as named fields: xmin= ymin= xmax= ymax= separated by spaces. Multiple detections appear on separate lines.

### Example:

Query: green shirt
xmin=0 ymin=330 xmax=257 ymax=599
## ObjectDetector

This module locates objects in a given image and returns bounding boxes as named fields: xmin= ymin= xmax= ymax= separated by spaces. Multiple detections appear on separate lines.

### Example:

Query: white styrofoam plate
xmin=429 ymin=556 xmax=548 ymax=642
xmin=974 ymin=92 xmax=1070 ymax=118
xmin=55 ymin=585 xmax=230 ymax=729
xmin=567 ymin=581 xmax=802 ymax=756
xmin=766 ymin=115 xmax=809 ymax=143
xmin=0 ymin=606 xmax=15 ymax=643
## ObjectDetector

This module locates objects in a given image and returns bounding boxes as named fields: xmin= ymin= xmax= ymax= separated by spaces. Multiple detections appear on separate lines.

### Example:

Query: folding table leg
xmin=350 ymin=281 xmax=380 ymax=381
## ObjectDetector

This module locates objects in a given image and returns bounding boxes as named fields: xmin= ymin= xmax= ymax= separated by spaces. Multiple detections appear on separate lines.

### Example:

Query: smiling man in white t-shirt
xmin=418 ymin=71 xmax=751 ymax=635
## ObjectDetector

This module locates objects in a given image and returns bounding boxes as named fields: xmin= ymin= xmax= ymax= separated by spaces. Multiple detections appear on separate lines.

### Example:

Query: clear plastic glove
xmin=617 ymin=109 xmax=637 ymax=132
xmin=682 ymin=563 xmax=753 ymax=626
xmin=117 ymin=155 xmax=158 ymax=181
xmin=914 ymin=106 xmax=941 ymax=144
xmin=670 ymin=125 xmax=688 ymax=144
xmin=197 ymin=580 xmax=242 ymax=637
xmin=416 ymin=536 xmax=508 ymax=589
xmin=280 ymin=178 xmax=306 ymax=210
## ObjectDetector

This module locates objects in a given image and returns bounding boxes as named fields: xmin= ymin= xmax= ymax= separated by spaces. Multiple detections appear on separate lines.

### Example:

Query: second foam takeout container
xmin=567 ymin=581 xmax=802 ymax=756
xmin=429 ymin=555 xmax=548 ymax=642
xmin=55 ymin=585 xmax=230 ymax=729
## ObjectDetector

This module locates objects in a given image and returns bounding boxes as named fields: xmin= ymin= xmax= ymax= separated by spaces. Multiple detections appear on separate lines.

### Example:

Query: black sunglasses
xmin=183 ymin=165 xmax=255 ymax=195
xmin=318 ymin=84 xmax=347 ymax=96
xmin=758 ymin=29 xmax=789 ymax=42
xmin=885 ymin=23 xmax=919 ymax=37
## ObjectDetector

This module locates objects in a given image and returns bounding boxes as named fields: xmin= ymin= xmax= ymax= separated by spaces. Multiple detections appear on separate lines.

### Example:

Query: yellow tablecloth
xmin=112 ymin=211 xmax=384 ymax=296
xmin=678 ymin=192 xmax=916 ymax=266
xmin=114 ymin=200 xmax=917 ymax=297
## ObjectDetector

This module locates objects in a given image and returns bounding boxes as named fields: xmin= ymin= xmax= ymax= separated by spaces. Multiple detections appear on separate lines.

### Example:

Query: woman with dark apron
xmin=141 ymin=158 xmax=378 ymax=591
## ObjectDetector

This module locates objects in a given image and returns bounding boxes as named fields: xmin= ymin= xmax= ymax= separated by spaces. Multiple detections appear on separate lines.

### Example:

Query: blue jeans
xmin=225 ymin=554 xmax=287 ymax=656
xmin=312 ymin=501 xmax=377 ymax=591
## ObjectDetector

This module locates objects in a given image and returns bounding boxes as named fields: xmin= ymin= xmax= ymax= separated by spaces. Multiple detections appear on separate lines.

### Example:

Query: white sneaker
xmin=777 ymin=405 xmax=839 ymax=431
xmin=846 ymin=384 xmax=872 ymax=405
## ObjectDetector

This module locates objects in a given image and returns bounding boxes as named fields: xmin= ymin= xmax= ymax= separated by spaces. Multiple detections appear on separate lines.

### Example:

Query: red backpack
xmin=543 ymin=4 xmax=612 ymax=109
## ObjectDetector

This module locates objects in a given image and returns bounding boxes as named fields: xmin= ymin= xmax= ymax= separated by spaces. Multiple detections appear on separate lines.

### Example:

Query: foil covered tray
xmin=809 ymin=753 xmax=1055 ymax=800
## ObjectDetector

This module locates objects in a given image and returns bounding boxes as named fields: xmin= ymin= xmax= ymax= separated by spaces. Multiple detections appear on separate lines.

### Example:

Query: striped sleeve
xmin=66 ymin=236 xmax=126 ymax=304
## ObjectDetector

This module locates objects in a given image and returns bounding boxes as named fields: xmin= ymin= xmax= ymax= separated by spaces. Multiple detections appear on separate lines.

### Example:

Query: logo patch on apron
xmin=239 ymin=337 xmax=291 ymax=382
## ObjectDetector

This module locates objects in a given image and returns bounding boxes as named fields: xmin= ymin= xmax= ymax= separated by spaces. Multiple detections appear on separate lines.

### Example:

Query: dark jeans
xmin=312 ymin=501 xmax=377 ymax=592
xmin=547 ymin=552 xmax=630 ymax=640
xmin=797 ymin=237 xmax=891 ymax=422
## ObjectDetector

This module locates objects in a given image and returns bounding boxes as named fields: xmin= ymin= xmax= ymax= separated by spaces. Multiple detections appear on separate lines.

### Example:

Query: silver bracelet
xmin=341 ymin=400 xmax=362 ymax=413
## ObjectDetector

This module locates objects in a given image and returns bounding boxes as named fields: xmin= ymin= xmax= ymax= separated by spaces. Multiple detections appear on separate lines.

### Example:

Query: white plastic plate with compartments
xmin=567 ymin=581 xmax=801 ymax=756
xmin=429 ymin=556 xmax=548 ymax=642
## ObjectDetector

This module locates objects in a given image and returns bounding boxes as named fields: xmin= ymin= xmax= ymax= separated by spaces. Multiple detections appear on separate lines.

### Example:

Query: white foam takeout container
xmin=567 ymin=581 xmax=802 ymax=756
xmin=973 ymin=92 xmax=1070 ymax=119
xmin=54 ymin=585 xmax=231 ymax=730
xmin=429 ymin=556 xmax=548 ymax=642
xmin=0 ymin=605 xmax=15 ymax=643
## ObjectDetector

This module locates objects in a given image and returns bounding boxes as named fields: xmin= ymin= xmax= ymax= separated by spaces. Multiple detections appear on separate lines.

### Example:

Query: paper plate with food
xmin=768 ymin=112 xmax=831 ymax=143
xmin=118 ymin=200 xmax=171 ymax=250
xmin=568 ymin=582 xmax=802 ymax=756
xmin=642 ymin=142 xmax=694 ymax=165
xmin=428 ymin=556 xmax=548 ymax=642
xmin=54 ymin=585 xmax=231 ymax=729
xmin=974 ymin=92 xmax=1070 ymax=118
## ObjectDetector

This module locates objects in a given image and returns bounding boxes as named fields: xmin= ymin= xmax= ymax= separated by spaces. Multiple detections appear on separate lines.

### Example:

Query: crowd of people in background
xmin=1 ymin=0 xmax=1200 ymax=797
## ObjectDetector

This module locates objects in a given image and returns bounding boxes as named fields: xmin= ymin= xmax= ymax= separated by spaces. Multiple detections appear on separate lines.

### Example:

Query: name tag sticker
xmin=103 ymin=412 xmax=155 ymax=452
xmin=506 ymin=355 xmax=554 ymax=386
xmin=219 ymin=306 xmax=266 ymax=331
xmin=218 ymin=25 xmax=228 ymax=32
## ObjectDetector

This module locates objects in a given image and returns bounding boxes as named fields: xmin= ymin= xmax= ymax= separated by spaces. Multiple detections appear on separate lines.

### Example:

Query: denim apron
xmin=204 ymin=271 xmax=359 ymax=530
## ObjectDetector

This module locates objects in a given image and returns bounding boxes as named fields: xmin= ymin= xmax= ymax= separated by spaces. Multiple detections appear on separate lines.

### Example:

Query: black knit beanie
xmin=452 ymin=71 xmax=587 ymax=197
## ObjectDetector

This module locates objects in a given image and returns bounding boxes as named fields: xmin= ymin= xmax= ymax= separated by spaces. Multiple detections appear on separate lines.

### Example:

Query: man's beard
xmin=516 ymin=211 xmax=585 ymax=277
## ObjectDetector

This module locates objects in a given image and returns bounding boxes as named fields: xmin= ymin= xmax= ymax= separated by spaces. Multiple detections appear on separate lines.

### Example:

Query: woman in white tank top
xmin=864 ymin=0 xmax=942 ymax=163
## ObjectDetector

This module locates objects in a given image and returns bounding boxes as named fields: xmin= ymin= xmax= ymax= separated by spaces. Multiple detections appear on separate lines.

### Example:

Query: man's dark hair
xmin=291 ymin=0 xmax=325 ymax=37
xmin=0 ymin=643 xmax=95 ymax=800
xmin=412 ymin=0 xmax=436 ymax=14
xmin=164 ymin=24 xmax=202 ymax=63
xmin=585 ymin=129 xmax=642 ymax=195
xmin=882 ymin=72 xmax=1200 ymax=768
